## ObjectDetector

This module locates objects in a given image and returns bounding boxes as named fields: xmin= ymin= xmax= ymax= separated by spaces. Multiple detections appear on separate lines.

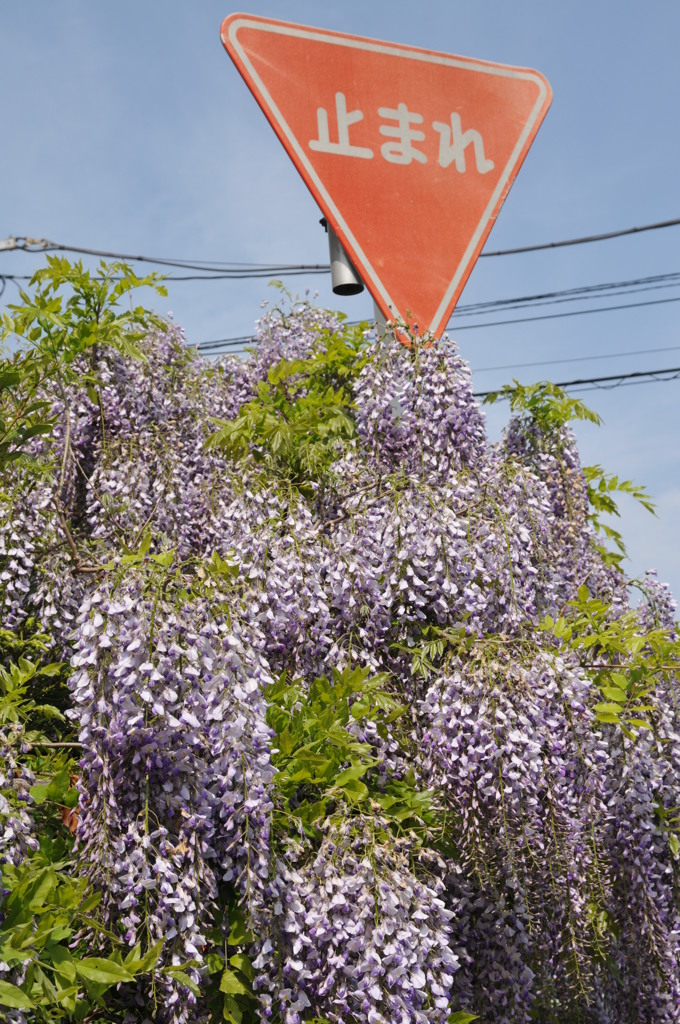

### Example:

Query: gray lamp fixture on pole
xmin=320 ymin=218 xmax=364 ymax=296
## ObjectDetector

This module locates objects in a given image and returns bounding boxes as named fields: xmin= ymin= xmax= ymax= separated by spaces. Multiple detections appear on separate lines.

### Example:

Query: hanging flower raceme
xmin=251 ymin=816 xmax=460 ymax=1024
xmin=353 ymin=331 xmax=485 ymax=481
xmin=0 ymin=728 xmax=39 ymax=878
xmin=67 ymin=575 xmax=275 ymax=1020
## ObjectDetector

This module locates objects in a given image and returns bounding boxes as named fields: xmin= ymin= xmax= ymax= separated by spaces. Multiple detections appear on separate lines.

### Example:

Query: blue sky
xmin=3 ymin=1 xmax=679 ymax=603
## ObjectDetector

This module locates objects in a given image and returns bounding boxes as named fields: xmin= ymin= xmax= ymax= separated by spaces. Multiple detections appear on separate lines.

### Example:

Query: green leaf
xmin=76 ymin=957 xmax=134 ymax=985
xmin=594 ymin=702 xmax=624 ymax=715
xmin=600 ymin=686 xmax=627 ymax=703
xmin=54 ymin=983 xmax=80 ymax=1011
xmin=0 ymin=980 xmax=35 ymax=1008
xmin=223 ymin=997 xmax=243 ymax=1023
xmin=29 ymin=782 xmax=51 ymax=804
xmin=149 ymin=550 xmax=175 ymax=567
xmin=39 ymin=662 xmax=65 ymax=677
xmin=293 ymin=797 xmax=328 ymax=824
xmin=337 ymin=777 xmax=369 ymax=803
xmin=628 ymin=635 xmax=646 ymax=655
xmin=205 ymin=952 xmax=225 ymax=975
xmin=0 ymin=945 xmax=26 ymax=962
xmin=26 ymin=866 xmax=57 ymax=910
xmin=123 ymin=942 xmax=142 ymax=966
xmin=448 ymin=1013 xmax=479 ymax=1024
xmin=124 ymin=940 xmax=163 ymax=973
xmin=165 ymin=970 xmax=201 ymax=996
xmin=219 ymin=967 xmax=250 ymax=996
xmin=47 ymin=766 xmax=72 ymax=801
xmin=228 ymin=953 xmax=254 ymax=981
xmin=30 ymin=767 xmax=72 ymax=805
xmin=227 ymin=913 xmax=252 ymax=946
xmin=50 ymin=946 xmax=76 ymax=981
xmin=330 ymin=763 xmax=369 ymax=787
xmin=1 ymin=312 xmax=16 ymax=335
xmin=17 ymin=422 xmax=52 ymax=441
xmin=670 ymin=834 xmax=680 ymax=858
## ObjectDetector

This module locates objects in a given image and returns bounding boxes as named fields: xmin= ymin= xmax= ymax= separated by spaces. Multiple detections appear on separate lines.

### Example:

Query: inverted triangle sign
xmin=221 ymin=14 xmax=552 ymax=338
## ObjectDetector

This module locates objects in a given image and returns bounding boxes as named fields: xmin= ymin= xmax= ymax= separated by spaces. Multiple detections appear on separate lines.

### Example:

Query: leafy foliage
xmin=583 ymin=464 xmax=656 ymax=564
xmin=0 ymin=853 xmax=163 ymax=1021
xmin=3 ymin=256 xmax=167 ymax=366
xmin=484 ymin=377 xmax=602 ymax=433
xmin=485 ymin=377 xmax=656 ymax=566
xmin=0 ymin=257 xmax=167 ymax=475
xmin=0 ymin=259 xmax=180 ymax=1022
xmin=267 ymin=665 xmax=435 ymax=836
xmin=0 ymin=656 xmax=67 ymax=734
xmin=0 ymin=354 xmax=53 ymax=466
xmin=0 ymin=697 xmax=170 ymax=1022
xmin=207 ymin=325 xmax=368 ymax=495
xmin=542 ymin=582 xmax=680 ymax=739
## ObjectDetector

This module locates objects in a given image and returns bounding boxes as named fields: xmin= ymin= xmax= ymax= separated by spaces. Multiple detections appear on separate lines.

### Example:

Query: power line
xmin=196 ymin=334 xmax=255 ymax=352
xmin=479 ymin=216 xmax=680 ymax=257
xmin=6 ymin=266 xmax=680 ymax=316
xmin=453 ymin=273 xmax=680 ymax=317
xmin=474 ymin=365 xmax=680 ymax=399
xmin=2 ymin=252 xmax=678 ymax=396
xmin=192 ymin=271 xmax=680 ymax=351
xmin=195 ymin=292 xmax=680 ymax=353
xmin=2 ymin=215 xmax=680 ymax=276
xmin=4 ymin=227 xmax=680 ymax=364
xmin=192 ymin=336 xmax=680 ymax=396
xmin=4 ymin=259 xmax=677 ymax=362
xmin=473 ymin=344 xmax=680 ymax=375
xmin=450 ymin=294 xmax=680 ymax=332
xmin=163 ymin=270 xmax=327 ymax=280
xmin=0 ymin=237 xmax=328 ymax=278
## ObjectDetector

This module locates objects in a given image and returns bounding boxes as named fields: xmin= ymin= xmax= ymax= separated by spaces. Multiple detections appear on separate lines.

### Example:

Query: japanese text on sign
xmin=309 ymin=92 xmax=494 ymax=172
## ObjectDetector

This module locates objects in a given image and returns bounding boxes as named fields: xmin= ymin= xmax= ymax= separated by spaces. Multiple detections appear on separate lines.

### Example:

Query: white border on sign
xmin=226 ymin=17 xmax=549 ymax=335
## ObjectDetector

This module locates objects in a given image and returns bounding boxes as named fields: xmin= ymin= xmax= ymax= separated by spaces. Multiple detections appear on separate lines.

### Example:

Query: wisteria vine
xmin=1 ymin=262 xmax=679 ymax=1023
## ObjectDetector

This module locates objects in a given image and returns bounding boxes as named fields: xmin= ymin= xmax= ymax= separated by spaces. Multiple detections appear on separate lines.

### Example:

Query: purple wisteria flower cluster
xmin=0 ymin=728 xmax=39 ymax=876
xmin=67 ymin=579 xmax=275 ymax=1018
xmin=252 ymin=817 xmax=459 ymax=1024
xmin=2 ymin=292 xmax=680 ymax=1023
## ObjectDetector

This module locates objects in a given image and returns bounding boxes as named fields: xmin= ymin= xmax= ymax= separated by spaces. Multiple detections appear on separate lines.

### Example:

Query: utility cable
xmin=474 ymin=365 xmax=680 ymax=399
xmin=450 ymin=295 xmax=680 ymax=332
xmin=195 ymin=292 xmax=680 ymax=352
xmin=196 ymin=334 xmax=255 ymax=352
xmin=454 ymin=273 xmax=680 ymax=317
xmin=479 ymin=216 xmax=680 ymax=257
xmin=0 ymin=237 xmax=328 ymax=277
xmin=2 ymin=215 xmax=680 ymax=274
xmin=473 ymin=344 xmax=680 ymax=375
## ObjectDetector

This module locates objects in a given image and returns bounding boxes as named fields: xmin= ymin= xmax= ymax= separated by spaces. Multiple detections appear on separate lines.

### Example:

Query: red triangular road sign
xmin=221 ymin=14 xmax=552 ymax=338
